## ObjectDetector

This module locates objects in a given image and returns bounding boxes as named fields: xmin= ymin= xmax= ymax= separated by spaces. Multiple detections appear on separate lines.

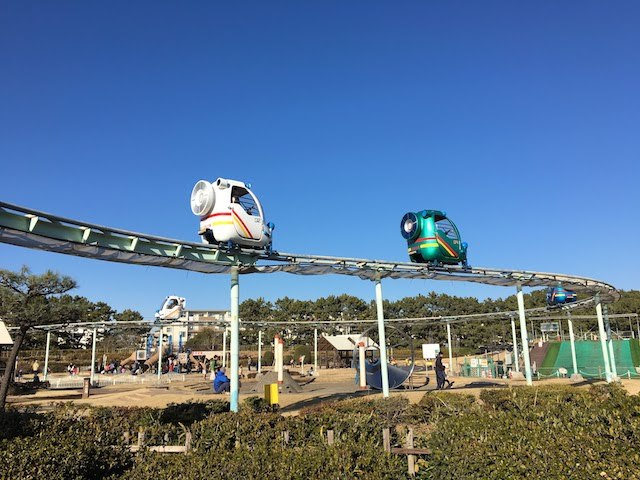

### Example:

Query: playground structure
xmin=356 ymin=325 xmax=415 ymax=390
xmin=0 ymin=178 xmax=621 ymax=411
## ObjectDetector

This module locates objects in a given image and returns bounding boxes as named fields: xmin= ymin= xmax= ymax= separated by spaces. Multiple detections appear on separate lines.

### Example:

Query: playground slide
xmin=365 ymin=360 xmax=413 ymax=389
xmin=121 ymin=351 xmax=137 ymax=367
xmin=188 ymin=353 xmax=205 ymax=369
xmin=144 ymin=347 xmax=168 ymax=367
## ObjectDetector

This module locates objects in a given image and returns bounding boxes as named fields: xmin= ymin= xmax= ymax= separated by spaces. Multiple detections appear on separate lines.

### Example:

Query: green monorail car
xmin=400 ymin=210 xmax=468 ymax=266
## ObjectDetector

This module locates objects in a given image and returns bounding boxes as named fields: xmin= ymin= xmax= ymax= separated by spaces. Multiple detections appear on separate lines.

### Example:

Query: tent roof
xmin=321 ymin=334 xmax=378 ymax=351
xmin=0 ymin=321 xmax=13 ymax=345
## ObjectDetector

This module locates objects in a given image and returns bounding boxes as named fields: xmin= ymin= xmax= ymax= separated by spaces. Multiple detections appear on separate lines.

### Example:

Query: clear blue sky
xmin=1 ymin=3 xmax=639 ymax=318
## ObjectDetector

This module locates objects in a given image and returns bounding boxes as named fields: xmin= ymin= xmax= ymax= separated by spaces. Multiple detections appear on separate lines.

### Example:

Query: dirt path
xmin=8 ymin=369 xmax=640 ymax=414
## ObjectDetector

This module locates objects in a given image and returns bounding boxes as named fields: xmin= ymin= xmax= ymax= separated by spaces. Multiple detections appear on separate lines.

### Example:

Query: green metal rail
xmin=0 ymin=200 xmax=619 ymax=302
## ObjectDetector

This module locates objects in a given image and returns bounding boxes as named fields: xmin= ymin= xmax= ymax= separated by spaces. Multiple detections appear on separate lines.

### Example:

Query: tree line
xmin=2 ymin=265 xmax=638 ymax=412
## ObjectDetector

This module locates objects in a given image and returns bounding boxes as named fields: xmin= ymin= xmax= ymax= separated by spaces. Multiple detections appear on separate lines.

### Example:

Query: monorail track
xmin=0 ymin=201 xmax=619 ymax=302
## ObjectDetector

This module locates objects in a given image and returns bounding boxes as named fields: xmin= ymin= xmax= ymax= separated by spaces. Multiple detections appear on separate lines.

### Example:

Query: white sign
xmin=422 ymin=343 xmax=440 ymax=360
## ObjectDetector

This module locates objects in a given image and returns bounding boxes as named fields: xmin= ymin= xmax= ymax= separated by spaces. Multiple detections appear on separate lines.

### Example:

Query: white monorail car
xmin=190 ymin=178 xmax=274 ymax=250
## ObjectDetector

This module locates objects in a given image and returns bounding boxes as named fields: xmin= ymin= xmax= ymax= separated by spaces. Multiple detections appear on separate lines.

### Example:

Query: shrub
xmin=293 ymin=344 xmax=311 ymax=362
xmin=262 ymin=351 xmax=274 ymax=366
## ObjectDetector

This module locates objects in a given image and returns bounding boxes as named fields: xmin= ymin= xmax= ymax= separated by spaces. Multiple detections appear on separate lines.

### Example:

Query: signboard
xmin=422 ymin=344 xmax=440 ymax=360
xmin=135 ymin=350 xmax=146 ymax=361
xmin=470 ymin=358 xmax=479 ymax=367
xmin=479 ymin=359 xmax=488 ymax=367
xmin=540 ymin=322 xmax=560 ymax=333
xmin=505 ymin=352 xmax=512 ymax=365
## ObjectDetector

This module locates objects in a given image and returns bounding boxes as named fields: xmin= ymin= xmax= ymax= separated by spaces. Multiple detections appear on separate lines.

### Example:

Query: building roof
xmin=0 ymin=321 xmax=13 ymax=345
xmin=320 ymin=334 xmax=378 ymax=351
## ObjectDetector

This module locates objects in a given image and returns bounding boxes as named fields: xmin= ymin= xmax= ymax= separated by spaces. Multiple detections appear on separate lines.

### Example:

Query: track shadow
xmin=279 ymin=390 xmax=372 ymax=413
xmin=566 ymin=378 xmax=606 ymax=388
xmin=460 ymin=381 xmax=507 ymax=389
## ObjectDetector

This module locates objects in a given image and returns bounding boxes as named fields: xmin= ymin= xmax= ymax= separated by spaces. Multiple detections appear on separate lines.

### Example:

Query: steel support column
xmin=567 ymin=311 xmax=579 ymax=377
xmin=595 ymin=294 xmax=612 ymax=383
xmin=516 ymin=284 xmax=532 ymax=385
xmin=446 ymin=322 xmax=454 ymax=376
xmin=358 ymin=342 xmax=367 ymax=390
xmin=257 ymin=330 xmax=262 ymax=374
xmin=604 ymin=305 xmax=618 ymax=380
xmin=90 ymin=328 xmax=97 ymax=386
xmin=43 ymin=331 xmax=51 ymax=382
xmin=157 ymin=327 xmax=163 ymax=381
xmin=375 ymin=279 xmax=390 ymax=398
xmin=511 ymin=317 xmax=520 ymax=373
xmin=222 ymin=329 xmax=227 ymax=368
xmin=314 ymin=328 xmax=318 ymax=376
xmin=230 ymin=267 xmax=240 ymax=412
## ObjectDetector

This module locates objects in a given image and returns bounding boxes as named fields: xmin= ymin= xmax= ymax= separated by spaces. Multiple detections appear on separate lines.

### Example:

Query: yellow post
xmin=264 ymin=383 xmax=279 ymax=406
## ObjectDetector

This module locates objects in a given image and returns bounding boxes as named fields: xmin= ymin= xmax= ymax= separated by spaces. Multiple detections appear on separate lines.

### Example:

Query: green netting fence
xmin=536 ymin=340 xmax=640 ymax=379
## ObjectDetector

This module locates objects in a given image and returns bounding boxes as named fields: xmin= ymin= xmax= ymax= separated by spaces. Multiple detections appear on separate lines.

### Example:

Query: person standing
xmin=435 ymin=352 xmax=446 ymax=389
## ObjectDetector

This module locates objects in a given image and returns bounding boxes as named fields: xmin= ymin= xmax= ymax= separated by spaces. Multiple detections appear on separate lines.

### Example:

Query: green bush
xmin=293 ymin=344 xmax=311 ymax=362
xmin=424 ymin=384 xmax=640 ymax=479
xmin=3 ymin=385 xmax=640 ymax=479
xmin=262 ymin=350 xmax=274 ymax=366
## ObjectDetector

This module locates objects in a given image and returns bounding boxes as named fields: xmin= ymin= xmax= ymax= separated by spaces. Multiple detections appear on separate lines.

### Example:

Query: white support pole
xmin=157 ymin=328 xmax=163 ymax=381
xmin=567 ymin=311 xmax=579 ymax=377
xmin=273 ymin=335 xmax=279 ymax=372
xmin=43 ymin=331 xmax=51 ymax=382
xmin=90 ymin=328 xmax=97 ymax=386
xmin=604 ymin=304 xmax=618 ymax=380
xmin=511 ymin=317 xmax=520 ymax=373
xmin=257 ymin=330 xmax=262 ymax=374
xmin=595 ymin=294 xmax=612 ymax=383
xmin=314 ymin=328 xmax=318 ymax=376
xmin=230 ymin=267 xmax=240 ymax=412
xmin=516 ymin=285 xmax=532 ymax=385
xmin=446 ymin=322 xmax=454 ymax=376
xmin=358 ymin=342 xmax=367 ymax=390
xmin=278 ymin=339 xmax=284 ymax=385
xmin=222 ymin=329 xmax=227 ymax=368
xmin=375 ymin=279 xmax=390 ymax=398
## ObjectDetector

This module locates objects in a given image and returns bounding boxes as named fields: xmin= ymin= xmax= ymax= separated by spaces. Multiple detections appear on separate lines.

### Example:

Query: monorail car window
xmin=231 ymin=186 xmax=258 ymax=216
xmin=166 ymin=299 xmax=178 ymax=309
xmin=435 ymin=218 xmax=459 ymax=240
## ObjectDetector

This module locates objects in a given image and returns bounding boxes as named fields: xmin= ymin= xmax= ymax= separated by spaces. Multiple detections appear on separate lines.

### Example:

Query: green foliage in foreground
xmin=2 ymin=385 xmax=640 ymax=479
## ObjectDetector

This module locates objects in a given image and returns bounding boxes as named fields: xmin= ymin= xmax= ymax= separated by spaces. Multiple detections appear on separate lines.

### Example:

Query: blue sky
xmin=1 ymin=3 xmax=639 ymax=318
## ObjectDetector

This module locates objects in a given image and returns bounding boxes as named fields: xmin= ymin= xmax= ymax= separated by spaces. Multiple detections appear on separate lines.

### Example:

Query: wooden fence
xmin=124 ymin=426 xmax=431 ymax=476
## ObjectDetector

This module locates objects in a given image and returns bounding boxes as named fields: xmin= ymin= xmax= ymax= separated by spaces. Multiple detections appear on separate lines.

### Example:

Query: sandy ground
xmin=8 ymin=368 xmax=640 ymax=414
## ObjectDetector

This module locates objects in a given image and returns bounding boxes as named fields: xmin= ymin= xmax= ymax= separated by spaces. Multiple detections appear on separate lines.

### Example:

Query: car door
xmin=230 ymin=186 xmax=264 ymax=241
